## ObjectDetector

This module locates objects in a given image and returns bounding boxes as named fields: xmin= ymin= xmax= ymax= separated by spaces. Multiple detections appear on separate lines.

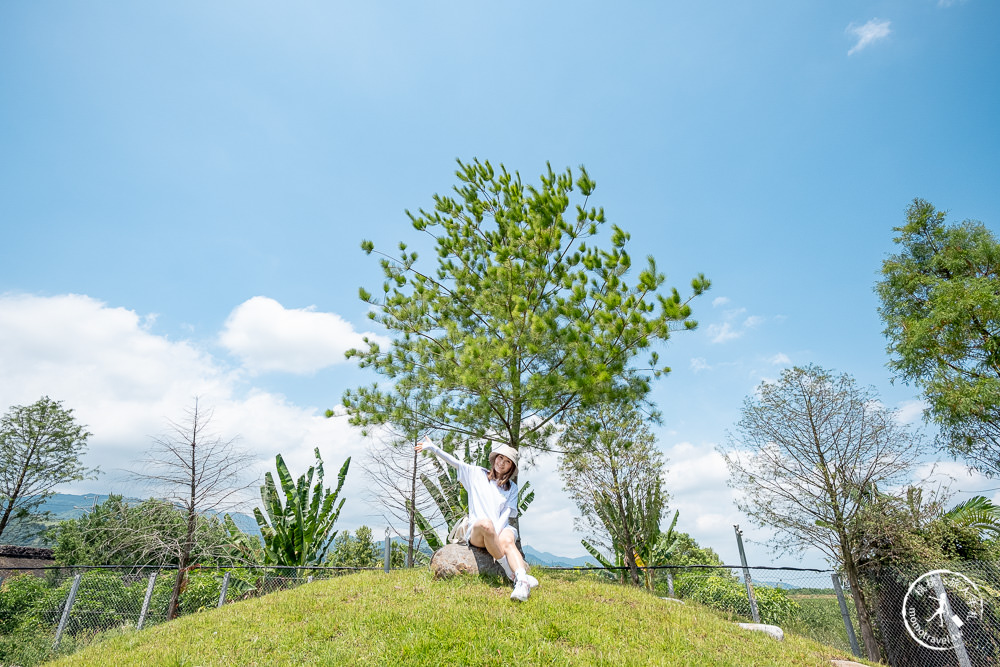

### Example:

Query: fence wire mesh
xmin=541 ymin=564 xmax=861 ymax=657
xmin=861 ymin=561 xmax=1000 ymax=667
xmin=0 ymin=564 xmax=373 ymax=663
xmin=6 ymin=560 xmax=998 ymax=666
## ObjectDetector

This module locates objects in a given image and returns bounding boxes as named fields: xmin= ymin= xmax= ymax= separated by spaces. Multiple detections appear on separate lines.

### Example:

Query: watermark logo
xmin=902 ymin=569 xmax=984 ymax=651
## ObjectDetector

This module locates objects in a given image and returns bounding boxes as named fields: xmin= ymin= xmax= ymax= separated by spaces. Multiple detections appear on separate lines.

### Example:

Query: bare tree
xmin=362 ymin=424 xmax=438 ymax=566
xmin=132 ymin=398 xmax=257 ymax=619
xmin=723 ymin=365 xmax=925 ymax=661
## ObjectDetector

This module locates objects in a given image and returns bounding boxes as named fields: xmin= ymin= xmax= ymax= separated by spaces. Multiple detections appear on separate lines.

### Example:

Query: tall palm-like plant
xmin=253 ymin=448 xmax=350 ymax=566
xmin=943 ymin=495 xmax=1000 ymax=538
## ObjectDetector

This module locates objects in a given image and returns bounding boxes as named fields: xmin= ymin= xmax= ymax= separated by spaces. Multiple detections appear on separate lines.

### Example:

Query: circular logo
xmin=902 ymin=569 xmax=984 ymax=651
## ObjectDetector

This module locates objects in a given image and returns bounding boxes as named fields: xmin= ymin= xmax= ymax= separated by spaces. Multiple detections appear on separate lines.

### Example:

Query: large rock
xmin=430 ymin=544 xmax=506 ymax=580
xmin=737 ymin=623 xmax=785 ymax=641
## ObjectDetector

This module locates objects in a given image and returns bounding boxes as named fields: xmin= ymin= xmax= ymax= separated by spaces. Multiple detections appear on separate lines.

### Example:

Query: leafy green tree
xmin=852 ymin=486 xmax=1000 ymax=567
xmin=724 ymin=365 xmax=925 ymax=661
xmin=561 ymin=403 xmax=668 ymax=587
xmin=340 ymin=159 xmax=709 ymax=456
xmin=651 ymin=530 xmax=728 ymax=598
xmin=48 ymin=495 xmax=240 ymax=568
xmin=943 ymin=495 xmax=1000 ymax=541
xmin=328 ymin=525 xmax=381 ymax=567
xmin=0 ymin=397 xmax=97 ymax=541
xmin=254 ymin=448 xmax=350 ymax=566
xmin=877 ymin=199 xmax=1000 ymax=477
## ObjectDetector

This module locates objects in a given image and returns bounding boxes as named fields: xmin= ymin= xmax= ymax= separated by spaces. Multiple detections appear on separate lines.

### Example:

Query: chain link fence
xmin=541 ymin=564 xmax=862 ymax=657
xmin=6 ymin=560 xmax=1000 ymax=666
xmin=0 ymin=565 xmax=374 ymax=665
xmin=861 ymin=561 xmax=1000 ymax=667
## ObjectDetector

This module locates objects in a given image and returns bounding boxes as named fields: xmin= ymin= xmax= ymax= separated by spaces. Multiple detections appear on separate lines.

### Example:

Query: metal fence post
xmin=666 ymin=571 xmax=675 ymax=597
xmin=384 ymin=527 xmax=391 ymax=573
xmin=53 ymin=573 xmax=82 ymax=649
xmin=218 ymin=571 xmax=231 ymax=608
xmin=137 ymin=571 xmax=159 ymax=630
xmin=734 ymin=525 xmax=760 ymax=623
xmin=831 ymin=573 xmax=862 ymax=658
xmin=929 ymin=572 xmax=973 ymax=667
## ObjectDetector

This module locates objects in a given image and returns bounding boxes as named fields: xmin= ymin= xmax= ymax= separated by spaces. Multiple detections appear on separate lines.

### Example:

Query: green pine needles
xmin=340 ymin=159 xmax=709 ymax=453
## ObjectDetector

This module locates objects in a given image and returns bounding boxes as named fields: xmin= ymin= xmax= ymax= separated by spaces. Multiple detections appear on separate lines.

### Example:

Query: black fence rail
xmin=6 ymin=561 xmax=994 ymax=666
xmin=0 ymin=564 xmax=376 ymax=665
xmin=539 ymin=563 xmax=861 ymax=657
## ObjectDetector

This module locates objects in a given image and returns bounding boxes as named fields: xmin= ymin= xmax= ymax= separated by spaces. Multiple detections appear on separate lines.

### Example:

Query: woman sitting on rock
xmin=415 ymin=435 xmax=539 ymax=602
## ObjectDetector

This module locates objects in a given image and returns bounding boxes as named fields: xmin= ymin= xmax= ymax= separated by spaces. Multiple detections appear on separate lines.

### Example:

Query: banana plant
xmin=253 ymin=448 xmax=350 ymax=566
xmin=581 ymin=488 xmax=671 ymax=587
xmin=413 ymin=452 xmax=467 ymax=550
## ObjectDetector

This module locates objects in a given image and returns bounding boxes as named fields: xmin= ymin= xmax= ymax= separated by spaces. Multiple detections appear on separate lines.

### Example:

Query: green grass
xmin=783 ymin=594 xmax=859 ymax=656
xmin=44 ymin=569 xmax=874 ymax=666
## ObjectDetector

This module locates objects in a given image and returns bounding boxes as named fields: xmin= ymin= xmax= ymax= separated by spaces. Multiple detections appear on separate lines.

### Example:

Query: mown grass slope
xmin=45 ymin=569 xmax=873 ymax=666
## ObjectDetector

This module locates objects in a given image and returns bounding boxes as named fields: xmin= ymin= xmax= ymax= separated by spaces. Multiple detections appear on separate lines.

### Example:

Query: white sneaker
xmin=522 ymin=573 xmax=539 ymax=589
xmin=511 ymin=576 xmax=531 ymax=602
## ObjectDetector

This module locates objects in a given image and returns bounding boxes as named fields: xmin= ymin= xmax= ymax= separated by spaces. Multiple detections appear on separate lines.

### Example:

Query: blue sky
xmin=2 ymin=1 xmax=998 ymax=568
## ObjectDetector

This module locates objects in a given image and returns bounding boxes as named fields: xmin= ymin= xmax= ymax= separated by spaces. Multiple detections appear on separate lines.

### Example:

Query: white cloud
xmin=517 ymin=450 xmax=588 ymax=557
xmin=0 ymin=293 xmax=377 ymax=526
xmin=847 ymin=18 xmax=891 ymax=56
xmin=705 ymin=308 xmax=765 ymax=344
xmin=895 ymin=399 xmax=927 ymax=425
xmin=712 ymin=297 xmax=730 ymax=307
xmin=706 ymin=322 xmax=740 ymax=343
xmin=768 ymin=353 xmax=791 ymax=366
xmin=660 ymin=441 xmax=786 ymax=566
xmin=690 ymin=357 xmax=711 ymax=372
xmin=220 ymin=296 xmax=390 ymax=375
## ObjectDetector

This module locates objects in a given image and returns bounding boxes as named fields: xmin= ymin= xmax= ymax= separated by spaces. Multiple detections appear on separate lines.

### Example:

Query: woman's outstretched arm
xmin=414 ymin=435 xmax=462 ymax=469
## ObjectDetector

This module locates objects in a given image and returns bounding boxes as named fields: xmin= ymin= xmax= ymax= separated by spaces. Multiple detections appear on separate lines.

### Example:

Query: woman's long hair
xmin=487 ymin=459 xmax=515 ymax=491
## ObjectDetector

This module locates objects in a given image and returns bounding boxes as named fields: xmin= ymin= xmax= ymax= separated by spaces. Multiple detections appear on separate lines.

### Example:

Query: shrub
xmin=0 ymin=574 xmax=50 ymax=633
xmin=180 ymin=568 xmax=260 ymax=613
xmin=683 ymin=575 xmax=799 ymax=625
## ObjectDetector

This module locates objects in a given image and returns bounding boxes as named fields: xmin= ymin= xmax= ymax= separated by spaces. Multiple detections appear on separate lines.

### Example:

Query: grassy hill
xmin=45 ymin=569 xmax=871 ymax=667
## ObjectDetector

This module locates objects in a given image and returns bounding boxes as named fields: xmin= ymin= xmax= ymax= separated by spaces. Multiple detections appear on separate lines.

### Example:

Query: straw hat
xmin=489 ymin=444 xmax=519 ymax=470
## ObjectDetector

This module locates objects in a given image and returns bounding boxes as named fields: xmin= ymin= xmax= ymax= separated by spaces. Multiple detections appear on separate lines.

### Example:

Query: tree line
xmin=3 ymin=163 xmax=999 ymax=664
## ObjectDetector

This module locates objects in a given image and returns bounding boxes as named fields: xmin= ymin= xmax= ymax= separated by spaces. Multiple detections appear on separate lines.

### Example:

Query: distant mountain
xmin=1 ymin=493 xmax=260 ymax=547
xmin=4 ymin=494 xmax=594 ymax=569
xmin=522 ymin=545 xmax=593 ymax=568
xmin=1 ymin=493 xmax=132 ymax=547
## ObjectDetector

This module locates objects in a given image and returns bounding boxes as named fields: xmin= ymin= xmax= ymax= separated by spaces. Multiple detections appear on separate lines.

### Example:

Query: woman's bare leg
xmin=469 ymin=520 xmax=527 ymax=573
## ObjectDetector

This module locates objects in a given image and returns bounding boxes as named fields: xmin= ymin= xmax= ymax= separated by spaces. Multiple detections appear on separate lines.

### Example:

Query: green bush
xmin=0 ymin=619 xmax=59 ymax=667
xmin=179 ymin=568 xmax=260 ymax=613
xmin=0 ymin=574 xmax=50 ymax=633
xmin=683 ymin=576 xmax=799 ymax=625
